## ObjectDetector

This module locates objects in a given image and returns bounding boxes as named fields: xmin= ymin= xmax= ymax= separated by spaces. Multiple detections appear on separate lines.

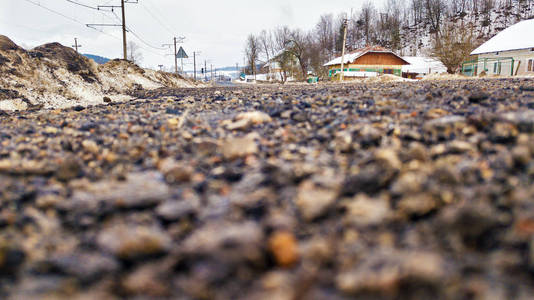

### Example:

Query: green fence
xmin=462 ymin=57 xmax=515 ymax=77
xmin=329 ymin=68 xmax=402 ymax=77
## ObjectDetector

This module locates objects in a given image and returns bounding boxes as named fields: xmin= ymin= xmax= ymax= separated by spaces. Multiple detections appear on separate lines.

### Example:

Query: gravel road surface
xmin=1 ymin=78 xmax=534 ymax=299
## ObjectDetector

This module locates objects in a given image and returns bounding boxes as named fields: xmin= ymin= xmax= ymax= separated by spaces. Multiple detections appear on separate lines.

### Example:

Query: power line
xmin=139 ymin=2 xmax=175 ymax=35
xmin=109 ymin=10 xmax=167 ymax=52
xmin=65 ymin=0 xmax=99 ymax=10
xmin=20 ymin=0 xmax=121 ymax=40
xmin=22 ymin=0 xmax=86 ymax=26
xmin=66 ymin=0 xmax=119 ymax=24
xmin=144 ymin=0 xmax=180 ymax=34
xmin=102 ymin=10 xmax=166 ymax=56
xmin=127 ymin=26 xmax=167 ymax=51
xmin=21 ymin=0 xmax=169 ymax=62
xmin=94 ymin=0 xmax=140 ymax=60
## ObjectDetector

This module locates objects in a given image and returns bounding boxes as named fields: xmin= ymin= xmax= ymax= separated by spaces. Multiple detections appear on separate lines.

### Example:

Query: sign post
xmin=176 ymin=47 xmax=189 ymax=76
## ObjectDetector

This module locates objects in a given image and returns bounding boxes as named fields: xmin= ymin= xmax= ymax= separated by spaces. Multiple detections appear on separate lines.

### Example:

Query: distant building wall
xmin=328 ymin=64 xmax=404 ymax=77
xmin=353 ymin=52 xmax=408 ymax=66
xmin=464 ymin=48 xmax=534 ymax=76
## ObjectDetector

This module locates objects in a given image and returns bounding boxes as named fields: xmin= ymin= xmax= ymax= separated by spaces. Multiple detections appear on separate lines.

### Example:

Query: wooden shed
xmin=324 ymin=46 xmax=410 ymax=79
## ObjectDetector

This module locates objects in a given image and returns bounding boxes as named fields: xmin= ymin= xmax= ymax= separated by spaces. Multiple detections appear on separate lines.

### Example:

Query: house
xmin=462 ymin=18 xmax=534 ymax=77
xmin=402 ymin=57 xmax=447 ymax=79
xmin=260 ymin=49 xmax=299 ymax=82
xmin=260 ymin=61 xmax=285 ymax=81
xmin=324 ymin=46 xmax=410 ymax=79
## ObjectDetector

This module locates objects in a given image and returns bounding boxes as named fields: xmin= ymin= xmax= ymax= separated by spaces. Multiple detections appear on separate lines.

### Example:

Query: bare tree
xmin=258 ymin=30 xmax=274 ymax=64
xmin=425 ymin=0 xmax=446 ymax=33
xmin=315 ymin=14 xmax=335 ymax=59
xmin=411 ymin=0 xmax=425 ymax=25
xmin=244 ymin=34 xmax=260 ymax=77
xmin=284 ymin=29 xmax=311 ymax=79
xmin=271 ymin=26 xmax=297 ymax=80
xmin=273 ymin=26 xmax=292 ymax=52
xmin=359 ymin=1 xmax=376 ymax=45
xmin=127 ymin=41 xmax=143 ymax=65
xmin=432 ymin=22 xmax=478 ymax=73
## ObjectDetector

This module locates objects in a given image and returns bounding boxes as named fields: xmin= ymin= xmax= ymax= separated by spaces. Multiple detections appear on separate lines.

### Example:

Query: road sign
xmin=176 ymin=47 xmax=189 ymax=59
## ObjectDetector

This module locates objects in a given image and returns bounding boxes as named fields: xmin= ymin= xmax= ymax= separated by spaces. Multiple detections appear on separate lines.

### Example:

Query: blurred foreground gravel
xmin=1 ymin=78 xmax=534 ymax=299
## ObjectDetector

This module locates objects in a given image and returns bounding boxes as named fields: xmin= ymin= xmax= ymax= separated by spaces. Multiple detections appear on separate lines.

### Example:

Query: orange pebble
xmin=268 ymin=231 xmax=299 ymax=267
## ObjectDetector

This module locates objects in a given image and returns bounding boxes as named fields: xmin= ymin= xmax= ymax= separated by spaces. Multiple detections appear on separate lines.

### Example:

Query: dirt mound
xmin=98 ymin=59 xmax=193 ymax=91
xmin=31 ymin=43 xmax=99 ymax=83
xmin=0 ymin=35 xmax=22 ymax=52
xmin=364 ymin=74 xmax=414 ymax=83
xmin=422 ymin=73 xmax=471 ymax=80
xmin=0 ymin=36 xmax=200 ymax=110
xmin=100 ymin=59 xmax=146 ymax=74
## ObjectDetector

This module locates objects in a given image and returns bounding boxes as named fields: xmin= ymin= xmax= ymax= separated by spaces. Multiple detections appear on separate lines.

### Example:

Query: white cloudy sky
xmin=0 ymin=0 xmax=384 ymax=70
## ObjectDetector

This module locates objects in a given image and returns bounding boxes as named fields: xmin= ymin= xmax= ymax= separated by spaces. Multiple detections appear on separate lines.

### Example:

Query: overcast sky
xmin=1 ymin=0 xmax=385 ymax=70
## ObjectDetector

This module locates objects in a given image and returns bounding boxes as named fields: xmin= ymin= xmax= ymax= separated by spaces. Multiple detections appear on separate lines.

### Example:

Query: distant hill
xmin=216 ymin=66 xmax=240 ymax=72
xmin=83 ymin=54 xmax=110 ymax=65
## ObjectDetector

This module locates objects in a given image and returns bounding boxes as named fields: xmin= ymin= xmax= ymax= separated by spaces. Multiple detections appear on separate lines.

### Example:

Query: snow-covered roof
xmin=324 ymin=47 xmax=409 ymax=66
xmin=401 ymin=57 xmax=447 ymax=74
xmin=324 ymin=50 xmax=366 ymax=66
xmin=263 ymin=61 xmax=281 ymax=69
xmin=471 ymin=18 xmax=534 ymax=55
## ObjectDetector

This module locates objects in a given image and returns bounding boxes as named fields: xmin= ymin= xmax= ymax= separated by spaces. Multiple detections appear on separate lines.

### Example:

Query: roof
xmin=323 ymin=46 xmax=409 ymax=66
xmin=471 ymin=18 xmax=534 ymax=55
xmin=263 ymin=61 xmax=281 ymax=69
xmin=401 ymin=57 xmax=447 ymax=74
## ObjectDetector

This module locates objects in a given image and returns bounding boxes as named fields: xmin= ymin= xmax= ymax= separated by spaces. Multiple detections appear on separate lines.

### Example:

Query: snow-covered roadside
xmin=0 ymin=35 xmax=202 ymax=111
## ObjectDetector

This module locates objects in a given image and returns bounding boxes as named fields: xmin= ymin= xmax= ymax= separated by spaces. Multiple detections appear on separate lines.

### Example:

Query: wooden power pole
xmin=193 ymin=51 xmax=198 ymax=81
xmin=204 ymin=60 xmax=207 ymax=81
xmin=163 ymin=37 xmax=185 ymax=74
xmin=173 ymin=37 xmax=178 ymax=74
xmin=88 ymin=0 xmax=138 ymax=61
xmin=340 ymin=18 xmax=348 ymax=82
xmin=72 ymin=38 xmax=82 ymax=53
xmin=121 ymin=0 xmax=127 ymax=60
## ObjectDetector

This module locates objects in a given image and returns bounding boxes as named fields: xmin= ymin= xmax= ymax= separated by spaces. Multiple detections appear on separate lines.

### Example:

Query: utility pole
xmin=204 ymin=60 xmax=207 ymax=81
xmin=72 ymin=38 xmax=82 ymax=53
xmin=193 ymin=51 xmax=200 ymax=81
xmin=162 ymin=36 xmax=185 ymax=75
xmin=340 ymin=18 xmax=348 ymax=82
xmin=210 ymin=64 xmax=213 ymax=82
xmin=87 ymin=0 xmax=138 ymax=61
xmin=174 ymin=37 xmax=178 ymax=74
xmin=121 ymin=0 xmax=127 ymax=60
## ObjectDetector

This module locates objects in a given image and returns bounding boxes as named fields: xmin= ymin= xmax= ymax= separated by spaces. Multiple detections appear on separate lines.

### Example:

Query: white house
xmin=401 ymin=57 xmax=447 ymax=79
xmin=463 ymin=18 xmax=534 ymax=77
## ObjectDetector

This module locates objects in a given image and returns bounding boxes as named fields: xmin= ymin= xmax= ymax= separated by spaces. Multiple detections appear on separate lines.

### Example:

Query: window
xmin=528 ymin=59 xmax=533 ymax=72
xmin=493 ymin=62 xmax=501 ymax=74
xmin=495 ymin=52 xmax=500 ymax=56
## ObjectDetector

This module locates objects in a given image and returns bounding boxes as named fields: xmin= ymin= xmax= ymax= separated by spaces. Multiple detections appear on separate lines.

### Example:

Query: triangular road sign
xmin=176 ymin=47 xmax=189 ymax=59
